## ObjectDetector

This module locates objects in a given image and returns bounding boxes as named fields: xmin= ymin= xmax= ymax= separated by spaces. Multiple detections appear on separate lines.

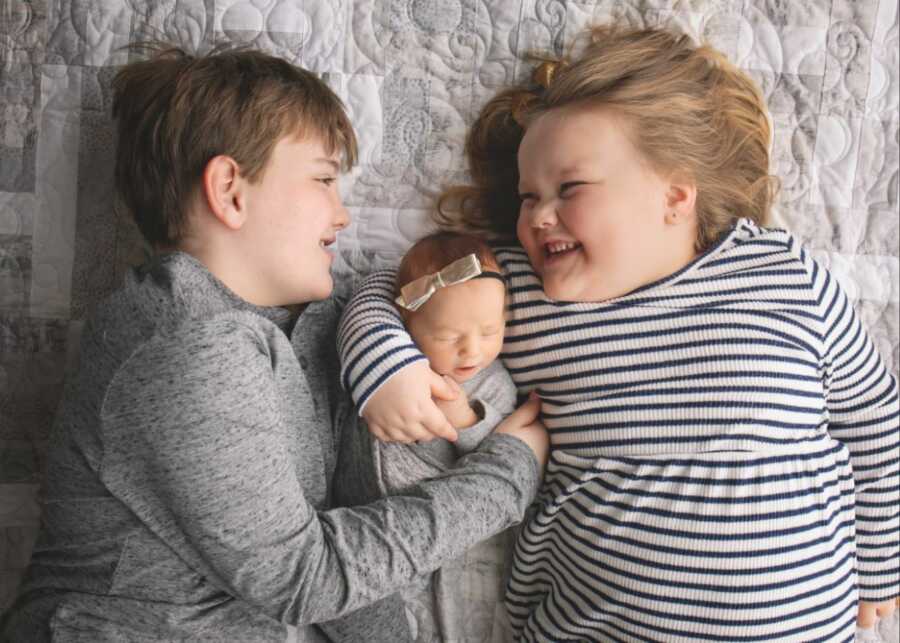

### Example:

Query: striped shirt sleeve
xmin=813 ymin=253 xmax=900 ymax=602
xmin=337 ymin=269 xmax=426 ymax=413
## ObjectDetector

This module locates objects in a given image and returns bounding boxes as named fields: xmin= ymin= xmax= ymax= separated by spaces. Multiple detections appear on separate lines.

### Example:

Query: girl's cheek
xmin=515 ymin=216 xmax=528 ymax=246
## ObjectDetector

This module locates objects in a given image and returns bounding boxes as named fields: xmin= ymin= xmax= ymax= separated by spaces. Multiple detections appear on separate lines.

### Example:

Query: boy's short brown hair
xmin=112 ymin=44 xmax=357 ymax=248
xmin=395 ymin=232 xmax=502 ymax=302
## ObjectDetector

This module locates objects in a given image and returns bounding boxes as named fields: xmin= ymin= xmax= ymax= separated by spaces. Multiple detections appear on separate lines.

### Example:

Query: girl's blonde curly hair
xmin=437 ymin=24 xmax=779 ymax=252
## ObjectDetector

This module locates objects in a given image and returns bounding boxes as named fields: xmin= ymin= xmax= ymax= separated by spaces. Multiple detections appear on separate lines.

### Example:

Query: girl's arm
xmin=337 ymin=269 xmax=459 ymax=443
xmin=816 ymin=265 xmax=899 ymax=611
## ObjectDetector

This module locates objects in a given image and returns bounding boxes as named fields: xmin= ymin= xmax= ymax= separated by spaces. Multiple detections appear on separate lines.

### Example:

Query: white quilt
xmin=1 ymin=1 xmax=897 ymax=640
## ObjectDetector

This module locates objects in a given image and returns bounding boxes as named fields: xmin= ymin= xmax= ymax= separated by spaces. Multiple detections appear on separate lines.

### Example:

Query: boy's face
xmin=239 ymin=134 xmax=349 ymax=305
xmin=406 ymin=277 xmax=506 ymax=383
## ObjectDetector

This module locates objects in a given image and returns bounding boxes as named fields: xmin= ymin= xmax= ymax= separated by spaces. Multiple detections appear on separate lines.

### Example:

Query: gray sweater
xmin=1 ymin=252 xmax=540 ymax=642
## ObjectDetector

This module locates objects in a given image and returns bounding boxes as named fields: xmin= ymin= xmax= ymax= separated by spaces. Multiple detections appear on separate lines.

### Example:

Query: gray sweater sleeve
xmin=99 ymin=317 xmax=539 ymax=628
xmin=454 ymin=361 xmax=518 ymax=456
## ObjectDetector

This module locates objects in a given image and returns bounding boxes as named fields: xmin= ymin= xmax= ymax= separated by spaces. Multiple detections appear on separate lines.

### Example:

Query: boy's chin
xmin=300 ymin=277 xmax=334 ymax=303
xmin=281 ymin=287 xmax=333 ymax=308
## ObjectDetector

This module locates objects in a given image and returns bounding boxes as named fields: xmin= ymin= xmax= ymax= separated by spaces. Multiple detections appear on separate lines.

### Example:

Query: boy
xmin=0 ymin=44 xmax=546 ymax=642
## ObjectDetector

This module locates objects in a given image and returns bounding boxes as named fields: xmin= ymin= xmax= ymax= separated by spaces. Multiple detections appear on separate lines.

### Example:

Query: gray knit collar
xmin=146 ymin=251 xmax=295 ymax=331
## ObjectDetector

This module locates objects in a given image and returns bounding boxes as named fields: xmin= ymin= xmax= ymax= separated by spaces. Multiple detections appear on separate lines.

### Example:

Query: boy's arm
xmin=100 ymin=320 xmax=541 ymax=627
xmin=816 ymin=267 xmax=900 ymax=605
xmin=337 ymin=269 xmax=458 ymax=442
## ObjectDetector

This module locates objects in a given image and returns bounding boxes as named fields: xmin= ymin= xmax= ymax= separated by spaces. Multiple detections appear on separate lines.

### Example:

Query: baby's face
xmin=407 ymin=277 xmax=506 ymax=383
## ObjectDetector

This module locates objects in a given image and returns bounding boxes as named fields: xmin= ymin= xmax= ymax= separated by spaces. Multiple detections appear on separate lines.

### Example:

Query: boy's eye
xmin=317 ymin=177 xmax=337 ymax=186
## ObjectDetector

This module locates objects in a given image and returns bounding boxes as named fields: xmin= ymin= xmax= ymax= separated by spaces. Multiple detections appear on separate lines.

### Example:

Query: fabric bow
xmin=395 ymin=254 xmax=488 ymax=312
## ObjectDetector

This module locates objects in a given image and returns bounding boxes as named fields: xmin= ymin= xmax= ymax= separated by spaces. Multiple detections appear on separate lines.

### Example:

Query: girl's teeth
xmin=547 ymin=242 xmax=577 ymax=254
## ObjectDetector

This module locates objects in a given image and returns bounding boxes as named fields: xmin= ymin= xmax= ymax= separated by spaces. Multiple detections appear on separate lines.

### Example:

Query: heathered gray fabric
xmin=328 ymin=361 xmax=517 ymax=642
xmin=374 ymin=361 xmax=517 ymax=497
xmin=0 ymin=252 xmax=540 ymax=643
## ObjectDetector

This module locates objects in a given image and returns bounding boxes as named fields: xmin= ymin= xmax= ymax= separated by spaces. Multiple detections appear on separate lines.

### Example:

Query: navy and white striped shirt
xmin=339 ymin=219 xmax=899 ymax=642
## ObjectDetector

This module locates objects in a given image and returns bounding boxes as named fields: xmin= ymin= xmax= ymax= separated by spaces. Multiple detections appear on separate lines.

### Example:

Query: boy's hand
xmin=857 ymin=598 xmax=897 ymax=629
xmin=362 ymin=361 xmax=459 ymax=443
xmin=434 ymin=377 xmax=480 ymax=429
xmin=495 ymin=394 xmax=549 ymax=474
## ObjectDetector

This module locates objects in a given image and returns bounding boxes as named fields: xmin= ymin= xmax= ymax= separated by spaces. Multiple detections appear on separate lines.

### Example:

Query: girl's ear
xmin=663 ymin=175 xmax=697 ymax=226
xmin=202 ymin=155 xmax=248 ymax=231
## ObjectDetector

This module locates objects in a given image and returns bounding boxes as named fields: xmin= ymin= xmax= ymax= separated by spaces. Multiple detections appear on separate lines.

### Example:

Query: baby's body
xmin=334 ymin=360 xmax=516 ymax=506
xmin=331 ymin=360 xmax=517 ymax=642
xmin=367 ymin=360 xmax=517 ymax=496
xmin=329 ymin=235 xmax=522 ymax=642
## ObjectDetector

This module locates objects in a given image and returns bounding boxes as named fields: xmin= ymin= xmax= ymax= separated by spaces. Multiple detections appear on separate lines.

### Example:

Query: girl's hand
xmin=857 ymin=598 xmax=897 ymax=629
xmin=495 ymin=394 xmax=549 ymax=474
xmin=362 ymin=361 xmax=459 ymax=443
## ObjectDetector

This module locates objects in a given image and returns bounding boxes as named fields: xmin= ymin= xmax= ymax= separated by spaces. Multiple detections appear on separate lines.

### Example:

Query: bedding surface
xmin=1 ymin=1 xmax=897 ymax=640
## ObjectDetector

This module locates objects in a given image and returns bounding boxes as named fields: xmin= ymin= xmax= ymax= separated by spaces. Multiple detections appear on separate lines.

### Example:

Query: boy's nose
xmin=334 ymin=201 xmax=350 ymax=230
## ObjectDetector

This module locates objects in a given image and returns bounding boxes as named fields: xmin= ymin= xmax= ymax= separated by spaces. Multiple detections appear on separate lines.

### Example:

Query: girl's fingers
xmin=429 ymin=371 xmax=459 ymax=401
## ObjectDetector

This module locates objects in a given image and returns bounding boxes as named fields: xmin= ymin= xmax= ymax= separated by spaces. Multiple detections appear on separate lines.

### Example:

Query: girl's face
xmin=406 ymin=277 xmax=506 ymax=383
xmin=516 ymin=105 xmax=697 ymax=302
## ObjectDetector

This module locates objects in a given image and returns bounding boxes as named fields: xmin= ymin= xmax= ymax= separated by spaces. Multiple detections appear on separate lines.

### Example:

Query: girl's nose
xmin=530 ymin=199 xmax=558 ymax=228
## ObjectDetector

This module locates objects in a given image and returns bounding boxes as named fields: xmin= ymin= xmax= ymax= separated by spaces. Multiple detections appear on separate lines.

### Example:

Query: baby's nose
xmin=459 ymin=336 xmax=480 ymax=357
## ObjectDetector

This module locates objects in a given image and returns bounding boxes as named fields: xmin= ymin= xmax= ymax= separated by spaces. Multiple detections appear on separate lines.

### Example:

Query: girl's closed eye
xmin=559 ymin=181 xmax=586 ymax=197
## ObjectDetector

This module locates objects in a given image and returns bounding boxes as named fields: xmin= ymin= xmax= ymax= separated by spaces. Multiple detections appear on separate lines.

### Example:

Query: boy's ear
xmin=202 ymin=155 xmax=247 ymax=230
xmin=663 ymin=174 xmax=697 ymax=226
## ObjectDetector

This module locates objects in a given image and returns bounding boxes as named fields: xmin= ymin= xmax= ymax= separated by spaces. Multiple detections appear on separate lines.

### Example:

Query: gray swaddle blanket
xmin=327 ymin=361 xmax=518 ymax=642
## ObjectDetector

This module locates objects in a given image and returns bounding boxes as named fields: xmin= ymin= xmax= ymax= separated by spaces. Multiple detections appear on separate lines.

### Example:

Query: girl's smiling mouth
xmin=544 ymin=241 xmax=582 ymax=261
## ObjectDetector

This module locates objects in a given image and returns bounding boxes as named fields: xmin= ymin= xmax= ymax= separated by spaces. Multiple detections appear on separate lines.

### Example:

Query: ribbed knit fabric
xmin=339 ymin=219 xmax=899 ymax=642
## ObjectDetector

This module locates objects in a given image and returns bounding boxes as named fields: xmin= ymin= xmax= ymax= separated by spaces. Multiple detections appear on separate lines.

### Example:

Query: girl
xmin=337 ymin=24 xmax=899 ymax=642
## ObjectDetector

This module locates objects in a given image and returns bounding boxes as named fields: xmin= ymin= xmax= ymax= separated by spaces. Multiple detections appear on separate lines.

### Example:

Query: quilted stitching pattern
xmin=1 ymin=2 xmax=897 ymax=639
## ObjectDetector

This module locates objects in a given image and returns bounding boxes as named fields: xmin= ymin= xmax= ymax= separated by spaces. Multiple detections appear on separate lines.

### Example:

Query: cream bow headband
xmin=395 ymin=254 xmax=505 ymax=312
